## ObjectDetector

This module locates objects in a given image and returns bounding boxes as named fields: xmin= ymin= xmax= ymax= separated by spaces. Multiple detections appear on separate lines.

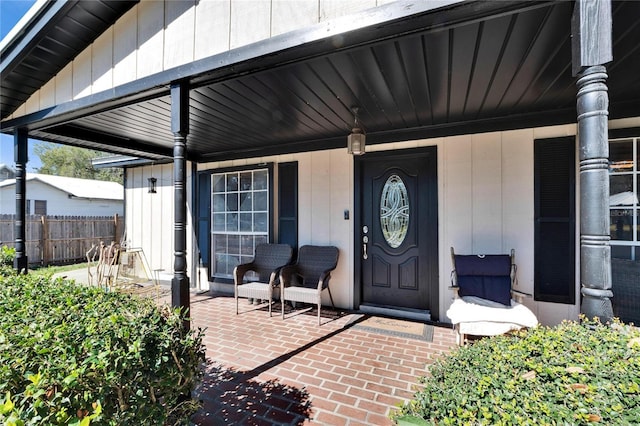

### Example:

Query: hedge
xmin=392 ymin=318 xmax=640 ymax=425
xmin=0 ymin=271 xmax=206 ymax=425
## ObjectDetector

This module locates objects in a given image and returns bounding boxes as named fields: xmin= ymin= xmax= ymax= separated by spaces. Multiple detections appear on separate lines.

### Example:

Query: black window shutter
xmin=534 ymin=137 xmax=576 ymax=304
xmin=197 ymin=172 xmax=211 ymax=269
xmin=278 ymin=162 xmax=298 ymax=257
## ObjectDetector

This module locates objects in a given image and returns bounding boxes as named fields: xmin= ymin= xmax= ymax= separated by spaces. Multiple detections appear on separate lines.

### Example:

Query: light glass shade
xmin=347 ymin=128 xmax=366 ymax=155
xmin=148 ymin=177 xmax=157 ymax=193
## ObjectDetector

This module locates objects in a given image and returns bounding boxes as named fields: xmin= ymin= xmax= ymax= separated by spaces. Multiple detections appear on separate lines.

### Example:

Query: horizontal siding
xmin=0 ymin=182 xmax=123 ymax=217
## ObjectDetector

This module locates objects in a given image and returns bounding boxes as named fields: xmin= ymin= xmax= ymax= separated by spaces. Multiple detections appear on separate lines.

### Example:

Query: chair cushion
xmin=461 ymin=295 xmax=509 ymax=309
xmin=446 ymin=298 xmax=539 ymax=333
xmin=457 ymin=275 xmax=512 ymax=306
xmin=236 ymin=282 xmax=272 ymax=300
xmin=455 ymin=254 xmax=511 ymax=276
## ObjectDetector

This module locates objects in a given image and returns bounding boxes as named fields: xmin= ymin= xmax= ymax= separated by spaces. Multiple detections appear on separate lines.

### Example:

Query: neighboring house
xmin=0 ymin=164 xmax=15 ymax=182
xmin=1 ymin=1 xmax=639 ymax=327
xmin=0 ymin=173 xmax=123 ymax=217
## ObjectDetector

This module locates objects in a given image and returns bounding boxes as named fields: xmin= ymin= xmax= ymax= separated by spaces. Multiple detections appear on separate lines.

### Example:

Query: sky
xmin=1 ymin=0 xmax=42 ymax=171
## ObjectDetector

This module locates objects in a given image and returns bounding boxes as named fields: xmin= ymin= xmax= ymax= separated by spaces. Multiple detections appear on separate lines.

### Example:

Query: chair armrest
xmin=511 ymin=288 xmax=532 ymax=303
xmin=450 ymin=269 xmax=458 ymax=287
xmin=280 ymin=265 xmax=298 ymax=287
xmin=269 ymin=268 xmax=285 ymax=286
xmin=317 ymin=270 xmax=332 ymax=290
xmin=234 ymin=263 xmax=256 ymax=285
xmin=448 ymin=285 xmax=461 ymax=298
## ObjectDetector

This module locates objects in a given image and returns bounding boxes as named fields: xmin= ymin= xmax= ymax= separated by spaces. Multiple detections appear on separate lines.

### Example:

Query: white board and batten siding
xmin=368 ymin=126 xmax=579 ymax=326
xmin=128 ymin=119 xmax=640 ymax=326
xmin=125 ymin=163 xmax=183 ymax=283
xmin=10 ymin=0 xmax=397 ymax=120
xmin=192 ymin=150 xmax=355 ymax=308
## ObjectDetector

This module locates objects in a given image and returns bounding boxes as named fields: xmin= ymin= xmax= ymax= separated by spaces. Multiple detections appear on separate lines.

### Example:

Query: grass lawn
xmin=30 ymin=262 xmax=87 ymax=276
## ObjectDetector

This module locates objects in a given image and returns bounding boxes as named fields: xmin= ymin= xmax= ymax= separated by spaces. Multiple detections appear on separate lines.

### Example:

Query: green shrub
xmin=392 ymin=318 xmax=640 ymax=425
xmin=0 ymin=273 xmax=206 ymax=425
xmin=0 ymin=245 xmax=15 ymax=267
xmin=0 ymin=246 xmax=17 ymax=277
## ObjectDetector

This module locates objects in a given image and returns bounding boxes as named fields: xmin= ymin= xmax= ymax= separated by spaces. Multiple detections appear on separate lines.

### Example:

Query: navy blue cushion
xmin=457 ymin=276 xmax=484 ymax=299
xmin=482 ymin=275 xmax=512 ymax=306
xmin=457 ymin=275 xmax=512 ymax=306
xmin=455 ymin=255 xmax=511 ymax=276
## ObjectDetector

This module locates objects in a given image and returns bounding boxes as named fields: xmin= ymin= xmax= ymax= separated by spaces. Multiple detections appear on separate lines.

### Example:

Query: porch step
xmin=358 ymin=304 xmax=431 ymax=322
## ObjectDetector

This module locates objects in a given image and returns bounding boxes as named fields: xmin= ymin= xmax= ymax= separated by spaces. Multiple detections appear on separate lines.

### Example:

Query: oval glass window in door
xmin=380 ymin=174 xmax=409 ymax=248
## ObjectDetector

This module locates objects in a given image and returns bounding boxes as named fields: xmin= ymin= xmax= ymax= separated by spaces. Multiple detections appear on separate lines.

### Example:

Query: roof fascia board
xmin=46 ymin=123 xmax=174 ymax=158
xmin=92 ymin=156 xmax=171 ymax=169
xmin=27 ymin=129 xmax=172 ymax=161
xmin=1 ymin=85 xmax=168 ymax=133
xmin=0 ymin=0 xmax=51 ymax=52
xmin=0 ymin=0 xmax=73 ymax=74
xmin=67 ymin=195 xmax=123 ymax=202
xmin=1 ymin=0 xmax=544 ymax=134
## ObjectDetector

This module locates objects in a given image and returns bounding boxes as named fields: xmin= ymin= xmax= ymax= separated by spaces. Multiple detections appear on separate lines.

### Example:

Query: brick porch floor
xmin=184 ymin=292 xmax=457 ymax=425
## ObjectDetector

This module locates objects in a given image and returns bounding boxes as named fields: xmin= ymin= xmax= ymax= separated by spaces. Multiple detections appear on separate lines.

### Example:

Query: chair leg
xmin=268 ymin=287 xmax=272 ymax=317
xmin=235 ymin=293 xmax=239 ymax=315
xmin=455 ymin=326 xmax=466 ymax=346
xmin=327 ymin=287 xmax=335 ymax=309
xmin=281 ymin=286 xmax=285 ymax=320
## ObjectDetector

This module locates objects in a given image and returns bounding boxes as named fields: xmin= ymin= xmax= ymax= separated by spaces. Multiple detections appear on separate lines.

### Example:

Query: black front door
xmin=357 ymin=147 xmax=439 ymax=320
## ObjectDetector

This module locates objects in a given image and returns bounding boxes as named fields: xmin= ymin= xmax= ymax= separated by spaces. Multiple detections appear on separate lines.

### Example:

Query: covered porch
xmin=3 ymin=0 xmax=640 ymax=325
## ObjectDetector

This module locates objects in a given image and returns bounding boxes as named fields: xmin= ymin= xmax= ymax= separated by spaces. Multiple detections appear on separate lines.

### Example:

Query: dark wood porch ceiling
xmin=0 ymin=0 xmax=139 ymax=119
xmin=2 ymin=1 xmax=640 ymax=163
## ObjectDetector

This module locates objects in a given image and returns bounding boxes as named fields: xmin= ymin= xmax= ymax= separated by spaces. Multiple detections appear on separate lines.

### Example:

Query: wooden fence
xmin=0 ymin=214 xmax=124 ymax=266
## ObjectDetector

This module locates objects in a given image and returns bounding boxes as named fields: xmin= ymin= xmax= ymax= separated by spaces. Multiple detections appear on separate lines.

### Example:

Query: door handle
xmin=362 ymin=235 xmax=368 ymax=260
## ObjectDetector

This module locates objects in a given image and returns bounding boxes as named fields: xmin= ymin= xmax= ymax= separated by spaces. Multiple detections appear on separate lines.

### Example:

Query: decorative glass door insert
xmin=380 ymin=174 xmax=409 ymax=248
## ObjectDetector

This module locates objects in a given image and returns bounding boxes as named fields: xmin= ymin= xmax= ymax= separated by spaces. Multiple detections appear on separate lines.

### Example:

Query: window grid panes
xmin=609 ymin=138 xmax=639 ymax=259
xmin=34 ymin=200 xmax=47 ymax=215
xmin=211 ymin=169 xmax=269 ymax=278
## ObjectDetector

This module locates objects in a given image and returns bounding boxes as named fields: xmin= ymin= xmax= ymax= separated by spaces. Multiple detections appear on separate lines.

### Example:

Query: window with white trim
xmin=211 ymin=168 xmax=269 ymax=278
xmin=609 ymin=138 xmax=639 ymax=259
xmin=34 ymin=200 xmax=47 ymax=216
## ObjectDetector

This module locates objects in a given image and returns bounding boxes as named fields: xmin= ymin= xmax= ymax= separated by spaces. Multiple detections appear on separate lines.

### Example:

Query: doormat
xmin=347 ymin=316 xmax=433 ymax=342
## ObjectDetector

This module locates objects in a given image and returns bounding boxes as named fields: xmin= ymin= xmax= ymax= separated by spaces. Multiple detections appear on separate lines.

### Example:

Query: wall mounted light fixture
xmin=347 ymin=107 xmax=366 ymax=156
xmin=148 ymin=177 xmax=157 ymax=193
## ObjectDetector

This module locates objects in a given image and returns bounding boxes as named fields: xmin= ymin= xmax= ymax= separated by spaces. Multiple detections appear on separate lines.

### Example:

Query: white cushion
xmin=446 ymin=297 xmax=538 ymax=336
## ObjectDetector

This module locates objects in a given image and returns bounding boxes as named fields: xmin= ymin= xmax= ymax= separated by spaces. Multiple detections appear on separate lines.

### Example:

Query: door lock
xmin=362 ymin=235 xmax=368 ymax=259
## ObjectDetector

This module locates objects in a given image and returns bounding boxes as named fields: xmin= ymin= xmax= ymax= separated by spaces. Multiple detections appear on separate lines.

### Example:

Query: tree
xmin=34 ymin=143 xmax=122 ymax=183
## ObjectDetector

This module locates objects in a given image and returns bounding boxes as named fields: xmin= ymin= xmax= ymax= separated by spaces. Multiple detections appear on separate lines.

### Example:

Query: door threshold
xmin=358 ymin=304 xmax=431 ymax=322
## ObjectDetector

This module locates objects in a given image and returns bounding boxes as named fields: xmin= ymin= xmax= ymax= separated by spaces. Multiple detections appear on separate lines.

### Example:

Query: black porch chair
xmin=447 ymin=247 xmax=538 ymax=344
xmin=280 ymin=245 xmax=339 ymax=325
xmin=234 ymin=243 xmax=293 ymax=316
